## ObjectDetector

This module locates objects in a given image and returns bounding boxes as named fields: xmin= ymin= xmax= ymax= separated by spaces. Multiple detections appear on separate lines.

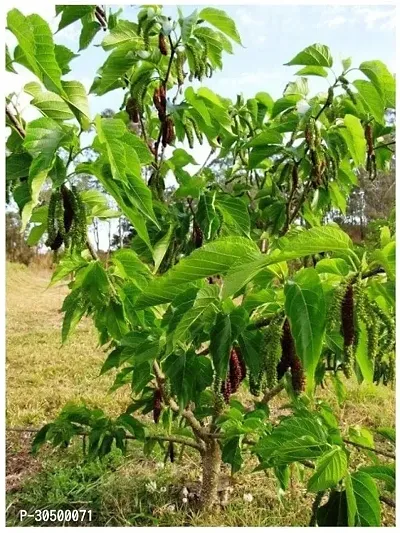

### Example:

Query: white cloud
xmin=353 ymin=7 xmax=396 ymax=30
xmin=235 ymin=8 xmax=263 ymax=28
xmin=327 ymin=16 xmax=348 ymax=27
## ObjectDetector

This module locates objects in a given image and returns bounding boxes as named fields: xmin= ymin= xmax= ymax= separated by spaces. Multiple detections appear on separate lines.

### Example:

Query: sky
xmin=5 ymin=4 xmax=396 ymax=249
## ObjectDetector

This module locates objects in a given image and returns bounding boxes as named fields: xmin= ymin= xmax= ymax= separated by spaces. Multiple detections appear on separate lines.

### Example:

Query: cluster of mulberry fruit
xmin=153 ymin=388 xmax=162 ymax=424
xmin=220 ymin=347 xmax=246 ymax=404
xmin=192 ymin=220 xmax=203 ymax=248
xmin=46 ymin=185 xmax=86 ymax=252
xmin=279 ymin=319 xmax=305 ymax=394
xmin=158 ymin=33 xmax=168 ymax=56
xmin=364 ymin=123 xmax=377 ymax=179
xmin=341 ymin=284 xmax=355 ymax=378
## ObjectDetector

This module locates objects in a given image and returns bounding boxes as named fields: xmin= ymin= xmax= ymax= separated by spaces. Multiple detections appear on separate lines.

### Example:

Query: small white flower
xmin=181 ymin=487 xmax=189 ymax=497
xmin=145 ymin=480 xmax=157 ymax=493
xmin=166 ymin=504 xmax=176 ymax=513
xmin=160 ymin=486 xmax=167 ymax=493
xmin=296 ymin=99 xmax=311 ymax=115
xmin=182 ymin=497 xmax=188 ymax=504
xmin=243 ymin=493 xmax=254 ymax=503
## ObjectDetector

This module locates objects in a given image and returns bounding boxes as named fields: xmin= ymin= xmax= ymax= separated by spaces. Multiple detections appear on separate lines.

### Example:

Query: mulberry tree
xmin=5 ymin=5 xmax=396 ymax=522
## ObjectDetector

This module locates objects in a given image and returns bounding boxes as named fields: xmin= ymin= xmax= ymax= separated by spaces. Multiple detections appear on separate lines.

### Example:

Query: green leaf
xmin=26 ymin=86 xmax=75 ymax=122
xmin=284 ymin=269 xmax=326 ymax=393
xmin=244 ymin=130 xmax=282 ymax=148
xmin=61 ymin=80 xmax=91 ymax=130
xmin=317 ymin=489 xmax=348 ymax=526
xmin=238 ymin=329 xmax=264 ymax=376
xmin=153 ymin=227 xmax=174 ymax=274
xmin=50 ymin=255 xmax=88 ymax=286
xmin=371 ymin=241 xmax=395 ymax=280
xmin=339 ymin=114 xmax=367 ymax=167
xmin=351 ymin=471 xmax=381 ymax=526
xmin=223 ymin=226 xmax=353 ymax=299
xmin=118 ymin=413 xmax=145 ymax=440
xmin=7 ymin=10 xmax=64 ymax=95
xmin=106 ymin=300 xmax=129 ymax=340
xmin=172 ymin=285 xmax=219 ymax=346
xmin=216 ymin=195 xmax=250 ymax=237
xmin=199 ymin=8 xmax=241 ymax=44
xmin=101 ymin=20 xmax=142 ymax=50
xmin=6 ymin=44 xmax=17 ymax=73
xmin=315 ymin=258 xmax=349 ymax=277
xmin=271 ymin=95 xmax=302 ymax=119
xmin=295 ymin=65 xmax=328 ymax=77
xmin=57 ymin=5 xmax=95 ymax=31
xmin=179 ymin=9 xmax=198 ymax=43
xmin=31 ymin=423 xmax=52 ymax=454
xmin=307 ymin=446 xmax=347 ymax=492
xmin=210 ymin=313 xmax=232 ymax=379
xmin=375 ymin=427 xmax=395 ymax=444
xmin=354 ymin=320 xmax=373 ymax=383
xmin=6 ymin=153 xmax=32 ymax=182
xmin=352 ymin=80 xmax=385 ymax=123
xmin=285 ymin=43 xmax=333 ymax=67
xmin=359 ymin=60 xmax=395 ymax=108
xmin=23 ymin=118 xmax=67 ymax=165
xmin=359 ymin=465 xmax=395 ymax=493
xmin=54 ymin=44 xmax=79 ymax=75
xmin=61 ymin=291 xmax=87 ymax=343
xmin=222 ymin=437 xmax=243 ymax=474
xmin=164 ymin=350 xmax=213 ymax=408
xmin=79 ymin=19 xmax=101 ymax=51
xmin=137 ymin=237 xmax=260 ymax=308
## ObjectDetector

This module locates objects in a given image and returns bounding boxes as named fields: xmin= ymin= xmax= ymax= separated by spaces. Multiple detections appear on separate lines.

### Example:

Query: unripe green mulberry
xmin=263 ymin=322 xmax=282 ymax=390
xmin=326 ymin=284 xmax=346 ymax=331
xmin=345 ymin=86 xmax=357 ymax=105
xmin=183 ymin=119 xmax=194 ymax=149
xmin=142 ymin=18 xmax=157 ymax=50
xmin=187 ymin=116 xmax=203 ymax=145
xmin=46 ymin=191 xmax=59 ymax=248
xmin=326 ymin=87 xmax=334 ymax=106
xmin=249 ymin=371 xmax=262 ymax=396
xmin=174 ymin=51 xmax=185 ymax=86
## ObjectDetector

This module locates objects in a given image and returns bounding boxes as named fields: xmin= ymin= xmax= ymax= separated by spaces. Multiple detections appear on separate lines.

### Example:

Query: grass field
xmin=6 ymin=262 xmax=395 ymax=526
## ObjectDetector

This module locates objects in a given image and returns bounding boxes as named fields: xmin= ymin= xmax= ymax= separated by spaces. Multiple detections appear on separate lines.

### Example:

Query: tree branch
xmin=262 ymin=381 xmax=285 ymax=404
xmin=343 ymin=439 xmax=395 ymax=459
xmin=152 ymin=361 xmax=207 ymax=449
xmin=7 ymin=426 xmax=203 ymax=451
xmin=380 ymin=495 xmax=395 ymax=508
xmin=5 ymin=104 xmax=26 ymax=138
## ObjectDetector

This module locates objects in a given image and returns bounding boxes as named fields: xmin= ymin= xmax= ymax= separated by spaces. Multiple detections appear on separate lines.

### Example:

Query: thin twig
xmin=7 ymin=426 xmax=203 ymax=451
xmin=343 ymin=439 xmax=395 ymax=459
xmin=380 ymin=495 xmax=395 ymax=508
xmin=262 ymin=382 xmax=285 ymax=404
xmin=5 ymin=104 xmax=26 ymax=138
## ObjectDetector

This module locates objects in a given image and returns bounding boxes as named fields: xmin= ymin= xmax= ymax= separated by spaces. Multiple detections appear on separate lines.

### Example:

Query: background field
xmin=6 ymin=262 xmax=395 ymax=526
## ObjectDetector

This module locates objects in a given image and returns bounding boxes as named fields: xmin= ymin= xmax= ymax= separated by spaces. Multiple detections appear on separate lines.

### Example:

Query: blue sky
xmin=5 ymin=4 xmax=396 ymax=248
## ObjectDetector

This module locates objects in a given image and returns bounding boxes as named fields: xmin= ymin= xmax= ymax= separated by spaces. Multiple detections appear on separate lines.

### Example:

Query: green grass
xmin=6 ymin=262 xmax=395 ymax=526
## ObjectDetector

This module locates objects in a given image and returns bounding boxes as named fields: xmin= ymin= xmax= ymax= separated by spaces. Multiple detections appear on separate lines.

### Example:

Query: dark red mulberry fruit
xmin=341 ymin=284 xmax=355 ymax=348
xmin=159 ymin=33 xmax=168 ymax=55
xmin=126 ymin=97 xmax=139 ymax=123
xmin=153 ymin=389 xmax=162 ymax=424
xmin=291 ymin=355 xmax=305 ymax=394
xmin=221 ymin=378 xmax=232 ymax=404
xmin=193 ymin=221 xmax=203 ymax=248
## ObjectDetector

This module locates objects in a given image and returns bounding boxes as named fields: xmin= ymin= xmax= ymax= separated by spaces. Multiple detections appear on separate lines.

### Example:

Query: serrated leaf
xmin=352 ymin=79 xmax=385 ymax=124
xmin=216 ymin=195 xmax=250 ymax=237
xmin=339 ymin=114 xmax=367 ymax=167
xmin=136 ymin=237 xmax=260 ymax=308
xmin=285 ymin=43 xmax=333 ymax=67
xmin=28 ymin=87 xmax=75 ymax=122
xmin=79 ymin=19 xmax=101 ymax=51
xmin=308 ymin=446 xmax=347 ymax=492
xmin=61 ymin=80 xmax=91 ymax=130
xmin=57 ymin=5 xmax=95 ymax=31
xmin=210 ymin=313 xmax=231 ymax=379
xmin=222 ymin=437 xmax=243 ymax=473
xmin=199 ymin=8 xmax=241 ymax=44
xmin=351 ymin=471 xmax=381 ymax=526
xmin=54 ymin=44 xmax=79 ymax=75
xmin=7 ymin=10 xmax=64 ymax=95
xmin=359 ymin=60 xmax=395 ymax=108
xmin=284 ymin=269 xmax=326 ymax=393
xmin=295 ymin=65 xmax=328 ymax=77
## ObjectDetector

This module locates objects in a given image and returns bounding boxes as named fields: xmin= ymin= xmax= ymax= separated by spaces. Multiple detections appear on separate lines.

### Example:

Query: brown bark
xmin=200 ymin=439 xmax=222 ymax=510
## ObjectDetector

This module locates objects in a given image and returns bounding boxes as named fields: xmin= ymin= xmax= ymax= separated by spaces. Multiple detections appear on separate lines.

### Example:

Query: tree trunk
xmin=200 ymin=439 xmax=222 ymax=510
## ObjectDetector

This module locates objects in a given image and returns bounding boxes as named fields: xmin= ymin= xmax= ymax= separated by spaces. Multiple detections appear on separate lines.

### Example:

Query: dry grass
xmin=6 ymin=262 xmax=131 ymax=427
xmin=5 ymin=262 xmax=395 ymax=527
